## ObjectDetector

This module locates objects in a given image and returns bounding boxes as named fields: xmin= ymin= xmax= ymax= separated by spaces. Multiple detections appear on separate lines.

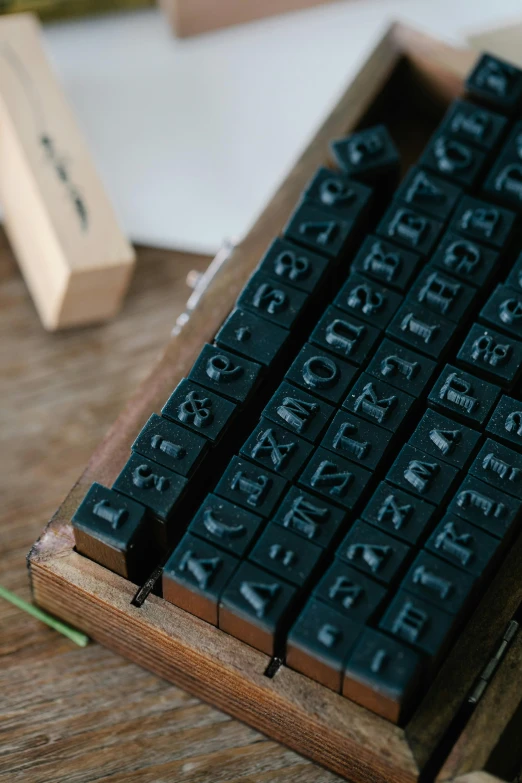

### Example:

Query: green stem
xmin=0 ymin=584 xmax=90 ymax=647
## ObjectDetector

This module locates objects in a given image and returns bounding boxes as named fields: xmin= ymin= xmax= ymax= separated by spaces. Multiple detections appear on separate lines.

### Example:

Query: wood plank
xmin=0 ymin=13 xmax=135 ymax=329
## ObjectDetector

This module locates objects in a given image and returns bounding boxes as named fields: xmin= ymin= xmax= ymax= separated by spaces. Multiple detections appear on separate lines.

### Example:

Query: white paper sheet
xmin=42 ymin=0 xmax=522 ymax=254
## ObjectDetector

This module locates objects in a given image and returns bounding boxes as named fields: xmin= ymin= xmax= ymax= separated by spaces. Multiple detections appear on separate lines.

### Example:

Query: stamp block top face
xmin=72 ymin=482 xmax=147 ymax=549
xmin=440 ymin=98 xmax=508 ymax=150
xmin=457 ymin=323 xmax=522 ymax=389
xmin=386 ymin=444 xmax=460 ymax=505
xmin=379 ymin=589 xmax=455 ymax=659
xmin=386 ymin=302 xmax=456 ymax=361
xmin=162 ymin=379 xmax=237 ymax=443
xmin=298 ymin=446 xmax=372 ymax=511
xmin=187 ymin=493 xmax=264 ymax=557
xmin=255 ymin=237 xmax=330 ymax=294
xmin=408 ymin=409 xmax=481 ymax=469
xmin=343 ymin=628 xmax=424 ymax=723
xmin=313 ymin=560 xmax=387 ymax=623
xmin=395 ymin=166 xmax=462 ymax=221
xmin=263 ymin=381 xmax=335 ymax=443
xmin=236 ymin=270 xmax=309 ymax=330
xmin=163 ymin=533 xmax=239 ymax=624
xmin=426 ymin=514 xmax=500 ymax=576
xmin=428 ymin=364 xmax=500 ymax=427
xmin=419 ymin=132 xmax=487 ymax=188
xmin=302 ymin=166 xmax=373 ymax=221
xmin=285 ymin=343 xmax=358 ymax=405
xmin=132 ymin=414 xmax=208 ymax=478
xmin=240 ymin=420 xmax=314 ymax=480
xmin=430 ymin=230 xmax=499 ymax=289
xmin=486 ymin=395 xmax=522 ymax=451
xmin=321 ymin=410 xmax=393 ymax=471
xmin=188 ymin=343 xmax=262 ymax=404
xmin=480 ymin=284 xmax=522 ymax=341
xmin=283 ymin=202 xmax=355 ymax=260
xmin=483 ymin=122 xmax=522 ymax=211
xmin=361 ymin=481 xmax=436 ymax=546
xmin=450 ymin=196 xmax=515 ymax=250
xmin=249 ymin=524 xmax=323 ymax=587
xmin=113 ymin=453 xmax=188 ymax=522
xmin=350 ymin=235 xmax=421 ymax=292
xmin=330 ymin=124 xmax=400 ymax=184
xmin=470 ymin=438 xmax=522 ymax=499
xmin=377 ymin=204 xmax=443 ymax=256
xmin=342 ymin=372 xmax=415 ymax=433
xmin=310 ymin=306 xmax=380 ymax=366
xmin=402 ymin=550 xmax=476 ymax=616
xmin=334 ymin=272 xmax=403 ymax=330
xmin=466 ymin=53 xmax=522 ymax=114
xmin=215 ymin=456 xmax=288 ymax=518
xmin=215 ymin=308 xmax=289 ymax=368
xmin=366 ymin=338 xmax=436 ymax=398
xmin=287 ymin=598 xmax=362 ymax=692
xmin=272 ymin=486 xmax=347 ymax=549
xmin=219 ymin=561 xmax=298 ymax=652
xmin=336 ymin=520 xmax=411 ymax=585
xmin=448 ymin=475 xmax=522 ymax=539
xmin=406 ymin=265 xmax=476 ymax=324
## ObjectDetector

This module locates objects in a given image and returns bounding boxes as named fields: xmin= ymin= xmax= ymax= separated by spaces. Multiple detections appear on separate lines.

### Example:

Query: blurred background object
xmin=0 ymin=0 xmax=154 ymax=21
xmin=35 ymin=0 xmax=522 ymax=257
xmin=467 ymin=16 xmax=522 ymax=67
xmin=159 ymin=0 xmax=344 ymax=38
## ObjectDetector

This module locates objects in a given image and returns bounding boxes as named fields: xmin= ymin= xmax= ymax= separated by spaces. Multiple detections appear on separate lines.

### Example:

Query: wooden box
xmin=28 ymin=25 xmax=522 ymax=783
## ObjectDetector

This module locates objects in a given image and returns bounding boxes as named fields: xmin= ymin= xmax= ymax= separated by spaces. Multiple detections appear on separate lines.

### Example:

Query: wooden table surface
xmin=0 ymin=236 xmax=342 ymax=783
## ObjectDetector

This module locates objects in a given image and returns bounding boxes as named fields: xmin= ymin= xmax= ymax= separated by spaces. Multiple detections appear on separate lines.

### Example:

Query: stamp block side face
xmin=343 ymin=628 xmax=424 ymax=723
xmin=219 ymin=561 xmax=298 ymax=656
xmin=286 ymin=598 xmax=362 ymax=692
xmin=163 ymin=533 xmax=240 ymax=626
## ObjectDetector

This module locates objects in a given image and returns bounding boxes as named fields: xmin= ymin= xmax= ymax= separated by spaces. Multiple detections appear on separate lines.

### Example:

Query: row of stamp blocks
xmin=73 ymin=53 xmax=522 ymax=725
